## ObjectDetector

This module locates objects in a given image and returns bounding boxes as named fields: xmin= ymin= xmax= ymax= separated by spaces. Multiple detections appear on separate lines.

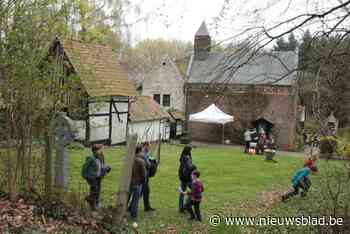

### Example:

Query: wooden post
xmin=222 ymin=123 xmax=225 ymax=144
xmin=113 ymin=134 xmax=138 ymax=229
xmin=158 ymin=132 xmax=161 ymax=164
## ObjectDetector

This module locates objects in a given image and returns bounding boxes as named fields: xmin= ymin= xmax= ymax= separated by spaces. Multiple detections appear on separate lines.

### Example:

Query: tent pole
xmin=222 ymin=123 xmax=225 ymax=144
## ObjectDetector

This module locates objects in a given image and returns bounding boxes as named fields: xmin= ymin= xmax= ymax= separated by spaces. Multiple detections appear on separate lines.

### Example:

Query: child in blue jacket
xmin=282 ymin=166 xmax=318 ymax=202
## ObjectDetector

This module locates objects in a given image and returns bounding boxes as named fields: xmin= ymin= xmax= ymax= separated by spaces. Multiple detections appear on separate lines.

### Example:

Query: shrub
xmin=319 ymin=136 xmax=337 ymax=155
xmin=341 ymin=143 xmax=350 ymax=158
xmin=67 ymin=142 xmax=85 ymax=150
xmin=338 ymin=127 xmax=350 ymax=140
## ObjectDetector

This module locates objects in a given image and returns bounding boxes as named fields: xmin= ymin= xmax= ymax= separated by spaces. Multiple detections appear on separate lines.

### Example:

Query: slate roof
xmin=129 ymin=96 xmax=170 ymax=122
xmin=187 ymin=50 xmax=298 ymax=86
xmin=61 ymin=40 xmax=136 ymax=97
xmin=195 ymin=21 xmax=210 ymax=37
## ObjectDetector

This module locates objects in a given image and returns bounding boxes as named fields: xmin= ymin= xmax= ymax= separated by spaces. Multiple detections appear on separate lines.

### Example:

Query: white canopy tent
xmin=189 ymin=104 xmax=234 ymax=143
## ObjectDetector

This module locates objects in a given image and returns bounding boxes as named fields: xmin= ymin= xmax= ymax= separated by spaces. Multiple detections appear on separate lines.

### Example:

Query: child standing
xmin=281 ymin=166 xmax=318 ymax=202
xmin=183 ymin=170 xmax=204 ymax=222
xmin=82 ymin=144 xmax=110 ymax=210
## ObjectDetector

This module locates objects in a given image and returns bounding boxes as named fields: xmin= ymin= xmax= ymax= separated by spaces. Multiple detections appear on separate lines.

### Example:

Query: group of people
xmin=244 ymin=128 xmax=275 ymax=155
xmin=82 ymin=142 xmax=156 ymax=218
xmin=128 ymin=142 xmax=157 ymax=220
xmin=81 ymin=140 xmax=316 ymax=223
xmin=178 ymin=146 xmax=204 ymax=222
xmin=281 ymin=154 xmax=318 ymax=201
xmin=81 ymin=143 xmax=204 ymax=222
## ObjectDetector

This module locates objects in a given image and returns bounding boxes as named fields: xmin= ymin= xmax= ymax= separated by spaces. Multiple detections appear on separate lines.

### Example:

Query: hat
xmin=91 ymin=144 xmax=104 ymax=152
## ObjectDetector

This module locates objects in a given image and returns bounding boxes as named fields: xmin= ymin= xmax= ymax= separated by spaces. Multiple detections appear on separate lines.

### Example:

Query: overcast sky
xmin=126 ymin=0 xmax=225 ymax=43
xmin=122 ymin=0 xmax=340 ymax=45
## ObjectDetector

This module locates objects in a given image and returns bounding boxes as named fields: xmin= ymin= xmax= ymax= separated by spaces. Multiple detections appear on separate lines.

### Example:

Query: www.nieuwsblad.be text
xmin=209 ymin=215 xmax=343 ymax=226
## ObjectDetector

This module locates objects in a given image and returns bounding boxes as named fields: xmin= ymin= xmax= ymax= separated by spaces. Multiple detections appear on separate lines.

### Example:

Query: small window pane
xmin=153 ymin=94 xmax=160 ymax=104
xmin=163 ymin=94 xmax=170 ymax=107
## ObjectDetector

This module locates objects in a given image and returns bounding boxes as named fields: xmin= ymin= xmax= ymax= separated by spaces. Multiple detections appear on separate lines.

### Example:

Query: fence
xmin=0 ymin=147 xmax=121 ymax=211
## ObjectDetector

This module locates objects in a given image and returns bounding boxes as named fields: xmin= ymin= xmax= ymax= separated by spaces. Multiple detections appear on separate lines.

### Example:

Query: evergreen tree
xmin=298 ymin=30 xmax=312 ymax=70
xmin=287 ymin=32 xmax=298 ymax=51
xmin=273 ymin=37 xmax=289 ymax=51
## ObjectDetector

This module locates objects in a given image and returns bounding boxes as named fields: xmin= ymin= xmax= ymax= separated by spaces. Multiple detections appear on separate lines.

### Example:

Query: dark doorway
xmin=252 ymin=118 xmax=274 ymax=136
xmin=170 ymin=122 xmax=177 ymax=138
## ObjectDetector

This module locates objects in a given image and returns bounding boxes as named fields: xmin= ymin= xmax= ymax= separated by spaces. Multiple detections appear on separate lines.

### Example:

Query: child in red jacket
xmin=182 ymin=170 xmax=204 ymax=222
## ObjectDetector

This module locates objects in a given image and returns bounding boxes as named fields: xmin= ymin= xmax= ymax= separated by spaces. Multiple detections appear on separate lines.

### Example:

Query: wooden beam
xmin=109 ymin=97 xmax=112 ymax=144
xmin=222 ymin=123 xmax=225 ymax=144
xmin=85 ymin=100 xmax=90 ymax=144
xmin=113 ymin=134 xmax=138 ymax=229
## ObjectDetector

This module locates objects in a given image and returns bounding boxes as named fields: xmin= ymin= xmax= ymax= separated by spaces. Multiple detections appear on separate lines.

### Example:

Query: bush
xmin=338 ymin=143 xmax=350 ymax=158
xmin=335 ymin=129 xmax=350 ymax=157
xmin=67 ymin=142 xmax=85 ymax=150
xmin=338 ymin=127 xmax=350 ymax=140
xmin=319 ymin=136 xmax=337 ymax=156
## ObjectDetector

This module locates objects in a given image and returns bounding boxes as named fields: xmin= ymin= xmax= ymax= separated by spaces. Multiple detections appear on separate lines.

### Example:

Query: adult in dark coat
xmin=141 ymin=142 xmax=155 ymax=211
xmin=178 ymin=146 xmax=195 ymax=213
xmin=128 ymin=145 xmax=147 ymax=220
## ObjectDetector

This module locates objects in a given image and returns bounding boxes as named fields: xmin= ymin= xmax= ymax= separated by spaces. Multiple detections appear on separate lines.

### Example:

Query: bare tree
xmin=202 ymin=0 xmax=350 ymax=125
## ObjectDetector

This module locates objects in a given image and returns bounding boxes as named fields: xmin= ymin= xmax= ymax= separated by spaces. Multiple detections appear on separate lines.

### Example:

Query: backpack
xmin=148 ymin=158 xmax=158 ymax=178
xmin=81 ymin=156 xmax=94 ymax=180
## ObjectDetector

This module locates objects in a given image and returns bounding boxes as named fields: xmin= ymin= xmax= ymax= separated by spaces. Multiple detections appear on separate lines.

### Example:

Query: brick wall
xmin=187 ymin=84 xmax=297 ymax=150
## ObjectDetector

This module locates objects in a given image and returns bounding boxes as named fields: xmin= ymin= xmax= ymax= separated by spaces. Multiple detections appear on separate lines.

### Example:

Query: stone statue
xmin=54 ymin=111 xmax=76 ymax=191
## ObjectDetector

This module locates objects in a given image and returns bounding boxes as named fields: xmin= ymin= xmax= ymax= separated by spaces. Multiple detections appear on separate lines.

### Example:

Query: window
xmin=163 ymin=94 xmax=170 ymax=107
xmin=153 ymin=94 xmax=160 ymax=104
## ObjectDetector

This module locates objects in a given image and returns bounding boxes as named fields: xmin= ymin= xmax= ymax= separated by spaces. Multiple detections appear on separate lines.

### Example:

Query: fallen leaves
xmin=0 ymin=196 xmax=110 ymax=234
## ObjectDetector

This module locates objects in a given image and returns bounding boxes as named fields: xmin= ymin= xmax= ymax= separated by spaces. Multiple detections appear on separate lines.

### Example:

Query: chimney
xmin=194 ymin=21 xmax=211 ymax=60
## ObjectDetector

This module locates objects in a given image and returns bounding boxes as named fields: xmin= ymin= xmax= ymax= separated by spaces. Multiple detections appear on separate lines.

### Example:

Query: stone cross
xmin=54 ymin=112 xmax=75 ymax=191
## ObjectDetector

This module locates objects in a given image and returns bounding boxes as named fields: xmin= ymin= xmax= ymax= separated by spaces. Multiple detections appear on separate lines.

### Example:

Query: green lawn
xmin=68 ymin=144 xmax=316 ymax=233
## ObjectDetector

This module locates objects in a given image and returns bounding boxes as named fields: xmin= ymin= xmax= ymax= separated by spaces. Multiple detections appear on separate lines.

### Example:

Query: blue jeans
xmin=179 ymin=180 xmax=192 ymax=211
xmin=128 ymin=184 xmax=143 ymax=218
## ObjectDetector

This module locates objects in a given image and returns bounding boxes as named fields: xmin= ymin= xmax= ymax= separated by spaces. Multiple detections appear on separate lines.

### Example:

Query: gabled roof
xmin=195 ymin=21 xmax=210 ymax=37
xmin=187 ymin=50 xmax=298 ymax=86
xmin=161 ymin=55 xmax=183 ymax=81
xmin=60 ymin=40 xmax=136 ymax=97
xmin=129 ymin=96 xmax=170 ymax=122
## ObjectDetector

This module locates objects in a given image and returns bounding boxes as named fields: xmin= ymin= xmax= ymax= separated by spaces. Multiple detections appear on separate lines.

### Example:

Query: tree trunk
xmin=113 ymin=134 xmax=137 ymax=229
xmin=7 ymin=148 xmax=17 ymax=201
xmin=44 ymin=130 xmax=53 ymax=199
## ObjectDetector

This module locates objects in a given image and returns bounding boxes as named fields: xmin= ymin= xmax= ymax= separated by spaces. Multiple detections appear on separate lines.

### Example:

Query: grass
xmin=0 ymin=142 xmax=344 ymax=233
xmin=68 ymin=144 xmax=313 ymax=233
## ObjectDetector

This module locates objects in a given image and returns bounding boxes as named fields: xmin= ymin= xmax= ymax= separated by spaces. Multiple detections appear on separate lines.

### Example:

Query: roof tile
xmin=129 ymin=96 xmax=170 ymax=122
xmin=61 ymin=40 xmax=137 ymax=97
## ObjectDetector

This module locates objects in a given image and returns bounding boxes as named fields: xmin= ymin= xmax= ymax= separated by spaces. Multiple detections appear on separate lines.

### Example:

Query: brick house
xmin=186 ymin=22 xmax=298 ymax=150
